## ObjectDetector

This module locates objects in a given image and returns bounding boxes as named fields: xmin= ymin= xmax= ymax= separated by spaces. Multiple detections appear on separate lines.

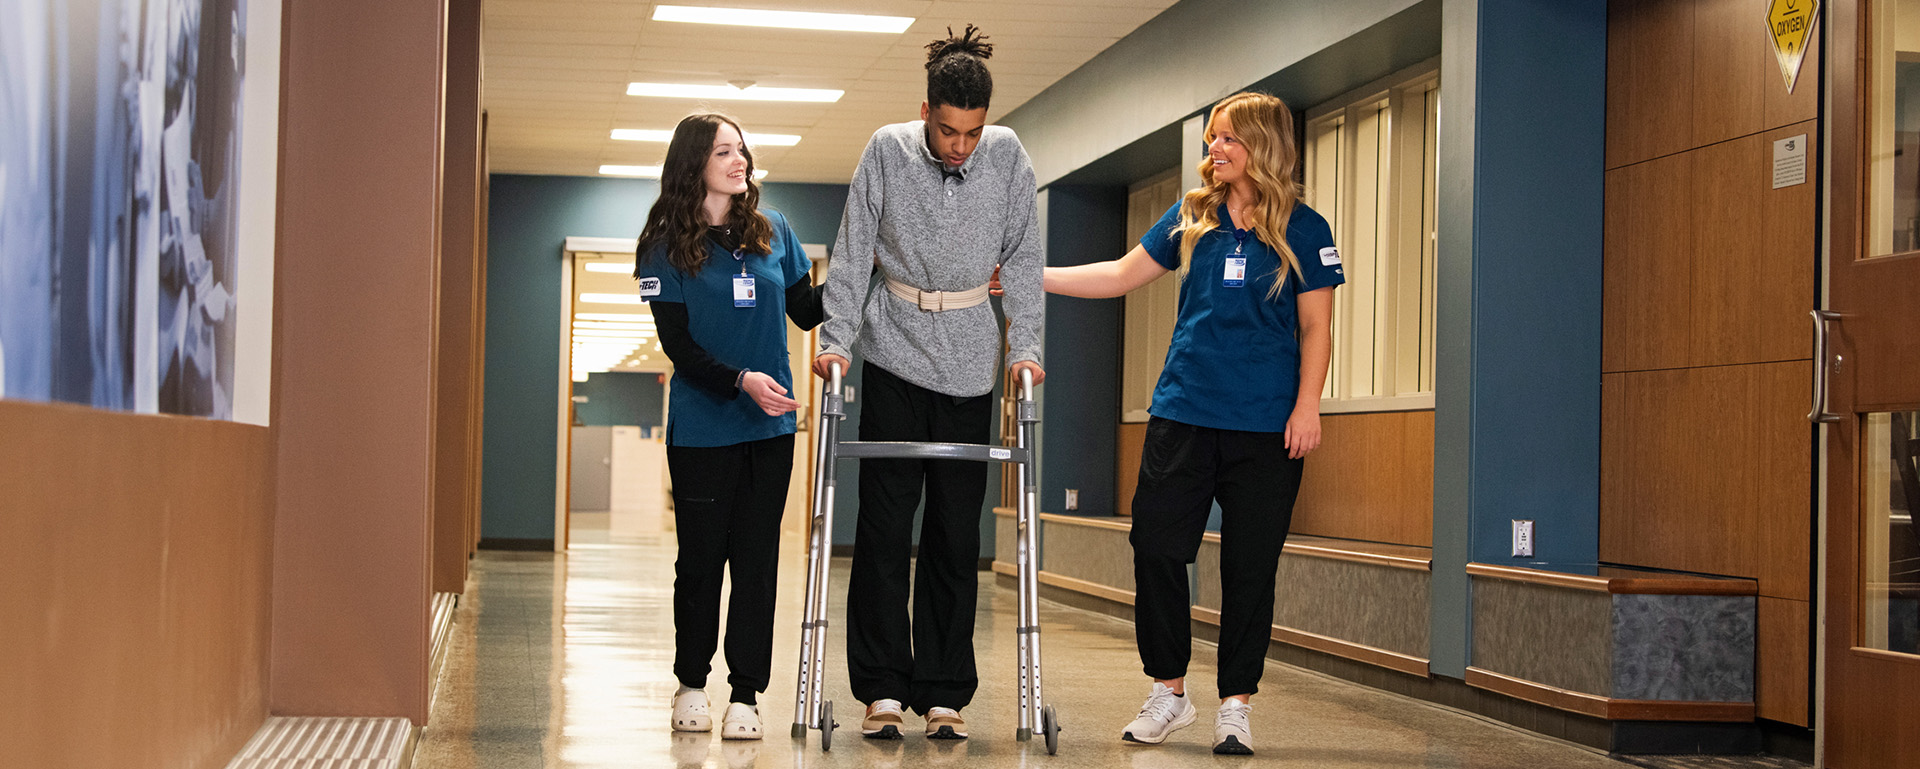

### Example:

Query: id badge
xmin=732 ymin=274 xmax=756 ymax=307
xmin=1222 ymin=257 xmax=1247 ymax=288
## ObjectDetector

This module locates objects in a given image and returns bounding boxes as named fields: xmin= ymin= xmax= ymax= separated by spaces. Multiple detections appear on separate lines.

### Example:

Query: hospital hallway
xmin=412 ymin=514 xmax=1799 ymax=769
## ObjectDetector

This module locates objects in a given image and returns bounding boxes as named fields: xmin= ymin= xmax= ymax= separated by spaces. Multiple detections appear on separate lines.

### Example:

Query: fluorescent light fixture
xmin=576 ymin=313 xmax=650 ymax=322
xmin=653 ymin=5 xmax=913 ymax=34
xmin=612 ymin=129 xmax=801 ymax=147
xmin=627 ymin=82 xmax=843 ymax=103
xmin=583 ymin=262 xmax=637 ymax=273
xmin=599 ymin=165 xmax=770 ymax=181
xmin=580 ymin=293 xmax=645 ymax=304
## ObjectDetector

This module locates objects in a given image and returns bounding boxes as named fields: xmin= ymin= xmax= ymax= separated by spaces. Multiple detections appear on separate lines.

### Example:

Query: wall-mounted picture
xmin=0 ymin=0 xmax=279 ymax=425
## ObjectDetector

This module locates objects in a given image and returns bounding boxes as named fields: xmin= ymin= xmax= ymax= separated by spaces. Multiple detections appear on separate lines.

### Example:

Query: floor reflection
xmin=416 ymin=514 xmax=1772 ymax=768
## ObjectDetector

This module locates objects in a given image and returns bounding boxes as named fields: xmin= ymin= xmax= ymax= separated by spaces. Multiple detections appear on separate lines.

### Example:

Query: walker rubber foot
xmin=1016 ymin=727 xmax=1032 ymax=741
xmin=791 ymin=723 xmax=806 ymax=739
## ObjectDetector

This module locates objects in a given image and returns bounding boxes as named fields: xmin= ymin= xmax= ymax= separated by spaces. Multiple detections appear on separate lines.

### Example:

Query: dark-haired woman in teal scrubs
xmin=635 ymin=112 xmax=821 ymax=741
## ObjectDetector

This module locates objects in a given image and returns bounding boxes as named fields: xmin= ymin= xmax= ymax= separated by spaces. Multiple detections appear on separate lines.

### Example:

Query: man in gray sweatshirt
xmin=812 ymin=25 xmax=1044 ymax=741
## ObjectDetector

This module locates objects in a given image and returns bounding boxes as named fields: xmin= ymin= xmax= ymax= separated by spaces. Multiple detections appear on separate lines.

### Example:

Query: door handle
xmin=1809 ymin=309 xmax=1843 ymax=424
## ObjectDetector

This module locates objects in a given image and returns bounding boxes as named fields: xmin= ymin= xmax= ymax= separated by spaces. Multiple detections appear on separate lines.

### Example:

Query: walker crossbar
xmin=835 ymin=441 xmax=1032 ymax=463
xmin=790 ymin=363 xmax=1059 ymax=754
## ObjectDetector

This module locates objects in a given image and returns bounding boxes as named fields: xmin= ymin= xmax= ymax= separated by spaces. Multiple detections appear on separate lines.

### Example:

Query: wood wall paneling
xmin=1688 ymin=125 xmax=1817 ymax=368
xmin=1116 ymin=422 xmax=1145 ymax=516
xmin=1599 ymin=362 xmax=1811 ymax=600
xmin=1691 ymin=0 xmax=1766 ymax=147
xmin=1757 ymin=596 xmax=1811 ymax=726
xmin=1290 ymin=410 xmax=1434 ymax=547
xmin=1603 ymin=154 xmax=1694 ymax=372
xmin=1607 ymin=0 xmax=1696 ymax=168
xmin=0 ymin=403 xmax=271 ymax=768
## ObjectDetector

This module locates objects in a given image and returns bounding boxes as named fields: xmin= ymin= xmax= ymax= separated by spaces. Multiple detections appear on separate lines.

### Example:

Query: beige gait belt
xmin=884 ymin=272 xmax=991 ymax=312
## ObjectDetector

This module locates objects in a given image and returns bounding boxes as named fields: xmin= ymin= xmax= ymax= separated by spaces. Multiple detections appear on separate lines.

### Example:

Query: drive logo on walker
xmin=1320 ymin=246 xmax=1342 ymax=266
xmin=637 ymin=277 xmax=662 ymax=298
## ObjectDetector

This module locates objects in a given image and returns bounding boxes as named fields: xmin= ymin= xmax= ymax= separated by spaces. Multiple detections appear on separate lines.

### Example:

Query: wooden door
xmin=1827 ymin=1 xmax=1920 ymax=765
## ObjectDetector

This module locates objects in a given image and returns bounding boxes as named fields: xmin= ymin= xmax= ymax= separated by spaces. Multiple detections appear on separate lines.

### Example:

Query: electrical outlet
xmin=1511 ymin=519 xmax=1535 ymax=558
xmin=1065 ymin=489 xmax=1079 ymax=510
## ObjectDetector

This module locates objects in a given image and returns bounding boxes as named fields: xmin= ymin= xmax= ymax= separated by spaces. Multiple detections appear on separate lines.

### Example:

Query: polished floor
xmin=417 ymin=512 xmax=1774 ymax=768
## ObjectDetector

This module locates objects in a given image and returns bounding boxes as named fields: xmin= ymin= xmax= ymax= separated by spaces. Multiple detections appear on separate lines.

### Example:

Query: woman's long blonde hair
xmin=1172 ymin=92 xmax=1302 ymax=299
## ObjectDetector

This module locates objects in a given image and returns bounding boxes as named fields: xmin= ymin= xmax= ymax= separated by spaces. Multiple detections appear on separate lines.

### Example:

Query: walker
xmin=790 ymin=363 xmax=1059 ymax=754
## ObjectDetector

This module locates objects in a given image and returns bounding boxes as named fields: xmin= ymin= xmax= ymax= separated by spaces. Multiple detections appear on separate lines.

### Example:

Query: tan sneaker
xmin=924 ymin=707 xmax=967 ymax=739
xmin=862 ymin=698 xmax=906 ymax=739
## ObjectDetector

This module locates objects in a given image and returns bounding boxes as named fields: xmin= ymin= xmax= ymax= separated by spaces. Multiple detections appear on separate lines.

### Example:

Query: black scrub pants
xmin=1129 ymin=416 xmax=1304 ymax=698
xmin=669 ymin=432 xmax=795 ymax=705
xmin=846 ymin=361 xmax=992 ymax=714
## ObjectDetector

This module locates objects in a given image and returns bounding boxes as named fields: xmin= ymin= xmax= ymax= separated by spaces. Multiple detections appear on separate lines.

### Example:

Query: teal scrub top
xmin=637 ymin=210 xmax=813 ymax=447
xmin=1140 ymin=201 xmax=1345 ymax=433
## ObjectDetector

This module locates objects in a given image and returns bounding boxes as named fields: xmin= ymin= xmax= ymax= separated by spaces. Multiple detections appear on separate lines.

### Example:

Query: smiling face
xmin=921 ymin=101 xmax=988 ymax=168
xmin=1206 ymin=113 xmax=1250 ymax=187
xmin=703 ymin=121 xmax=750 ymax=198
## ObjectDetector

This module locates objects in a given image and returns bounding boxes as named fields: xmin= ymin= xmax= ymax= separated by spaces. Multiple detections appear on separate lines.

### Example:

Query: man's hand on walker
xmin=1010 ymin=361 xmax=1045 ymax=387
xmin=812 ymin=353 xmax=850 ymax=380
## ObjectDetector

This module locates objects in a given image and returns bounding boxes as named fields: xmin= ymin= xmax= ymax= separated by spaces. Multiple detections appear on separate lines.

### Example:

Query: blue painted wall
xmin=1430 ymin=0 xmax=1607 ymax=676
xmin=573 ymin=371 xmax=664 ymax=429
xmin=481 ymin=174 xmax=848 ymax=541
xmin=1038 ymin=185 xmax=1126 ymax=518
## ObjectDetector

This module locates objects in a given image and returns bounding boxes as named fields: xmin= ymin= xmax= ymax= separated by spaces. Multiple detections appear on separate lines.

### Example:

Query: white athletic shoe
xmin=1120 ymin=683 xmax=1196 ymax=744
xmin=862 ymin=698 xmax=907 ymax=739
xmin=720 ymin=702 xmax=763 ymax=740
xmin=1213 ymin=699 xmax=1254 ymax=754
xmin=671 ymin=686 xmax=713 ymax=732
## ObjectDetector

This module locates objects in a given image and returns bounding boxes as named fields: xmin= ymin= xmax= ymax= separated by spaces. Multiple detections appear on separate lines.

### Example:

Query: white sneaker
xmin=1120 ymin=683 xmax=1195 ymax=744
xmin=1213 ymin=699 xmax=1253 ymax=754
xmin=720 ymin=702 xmax=763 ymax=740
xmin=671 ymin=686 xmax=712 ymax=732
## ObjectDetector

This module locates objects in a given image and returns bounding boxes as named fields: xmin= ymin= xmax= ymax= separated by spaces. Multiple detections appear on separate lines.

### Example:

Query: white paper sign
xmin=1773 ymin=134 xmax=1808 ymax=189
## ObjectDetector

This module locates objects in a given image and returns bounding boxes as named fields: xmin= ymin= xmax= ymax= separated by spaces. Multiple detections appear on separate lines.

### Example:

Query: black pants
xmin=846 ymin=361 xmax=992 ymax=714
xmin=669 ymin=433 xmax=795 ymax=705
xmin=1130 ymin=417 xmax=1304 ymax=698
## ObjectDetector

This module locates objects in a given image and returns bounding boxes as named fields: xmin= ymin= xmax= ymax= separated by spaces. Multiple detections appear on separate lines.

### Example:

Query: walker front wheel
xmin=1041 ymin=705 xmax=1059 ymax=755
xmin=819 ymin=700 xmax=834 ymax=752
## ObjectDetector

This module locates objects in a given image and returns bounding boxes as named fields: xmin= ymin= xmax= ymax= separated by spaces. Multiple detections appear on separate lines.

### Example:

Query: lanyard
xmin=1229 ymin=226 xmax=1250 ymax=255
xmin=730 ymin=247 xmax=747 ymax=276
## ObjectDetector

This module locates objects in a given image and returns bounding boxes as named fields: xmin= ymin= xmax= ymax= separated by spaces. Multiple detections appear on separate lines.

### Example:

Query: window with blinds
xmin=1304 ymin=61 xmax=1439 ymax=412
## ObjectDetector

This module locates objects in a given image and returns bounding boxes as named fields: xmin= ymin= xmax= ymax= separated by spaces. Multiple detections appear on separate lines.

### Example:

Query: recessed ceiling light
xmin=627 ymin=82 xmax=843 ymax=103
xmin=583 ymin=262 xmax=637 ymax=273
xmin=600 ymin=164 xmax=771 ymax=181
xmin=612 ymin=128 xmax=801 ymax=147
xmin=653 ymin=5 xmax=913 ymax=34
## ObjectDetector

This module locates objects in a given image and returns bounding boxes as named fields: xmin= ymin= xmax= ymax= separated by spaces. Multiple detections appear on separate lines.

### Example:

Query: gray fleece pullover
xmin=818 ymin=121 xmax=1044 ymax=398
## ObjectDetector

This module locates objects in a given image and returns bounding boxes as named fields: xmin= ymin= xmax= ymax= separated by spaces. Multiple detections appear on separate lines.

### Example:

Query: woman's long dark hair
xmin=636 ymin=113 xmax=772 ymax=276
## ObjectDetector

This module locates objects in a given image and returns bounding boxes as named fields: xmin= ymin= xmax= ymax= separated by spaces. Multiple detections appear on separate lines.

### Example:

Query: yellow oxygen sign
xmin=1767 ymin=0 xmax=1820 ymax=93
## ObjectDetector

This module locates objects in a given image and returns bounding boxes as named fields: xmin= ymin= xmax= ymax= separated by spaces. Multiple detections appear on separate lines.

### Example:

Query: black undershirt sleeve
xmin=648 ymin=301 xmax=741 ymax=398
xmin=785 ymin=276 xmax=824 ymax=330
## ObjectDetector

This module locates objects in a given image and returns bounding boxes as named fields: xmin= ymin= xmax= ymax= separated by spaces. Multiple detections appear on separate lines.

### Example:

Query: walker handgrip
xmin=1019 ymin=368 xmax=1034 ymax=402
xmin=829 ymin=361 xmax=843 ymax=395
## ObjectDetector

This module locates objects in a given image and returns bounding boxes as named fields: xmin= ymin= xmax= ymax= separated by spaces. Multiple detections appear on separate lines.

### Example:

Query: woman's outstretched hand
xmin=740 ymin=371 xmax=800 ymax=416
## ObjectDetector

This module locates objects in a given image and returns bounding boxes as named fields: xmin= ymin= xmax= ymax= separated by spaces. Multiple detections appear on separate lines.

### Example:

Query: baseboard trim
xmin=225 ymin=717 xmax=416 ymax=769
xmin=477 ymin=538 xmax=554 ymax=551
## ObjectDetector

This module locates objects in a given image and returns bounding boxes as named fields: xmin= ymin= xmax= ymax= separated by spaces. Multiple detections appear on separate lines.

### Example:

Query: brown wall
xmin=0 ymin=403 xmax=272 ymax=768
xmin=1293 ymin=411 xmax=1436 ymax=547
xmin=1601 ymin=0 xmax=1819 ymax=726
xmin=435 ymin=0 xmax=485 ymax=597
xmin=271 ymin=0 xmax=449 ymax=722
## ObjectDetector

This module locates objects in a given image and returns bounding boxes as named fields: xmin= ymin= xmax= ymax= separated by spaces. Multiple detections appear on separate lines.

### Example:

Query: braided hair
xmin=925 ymin=24 xmax=993 ymax=110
